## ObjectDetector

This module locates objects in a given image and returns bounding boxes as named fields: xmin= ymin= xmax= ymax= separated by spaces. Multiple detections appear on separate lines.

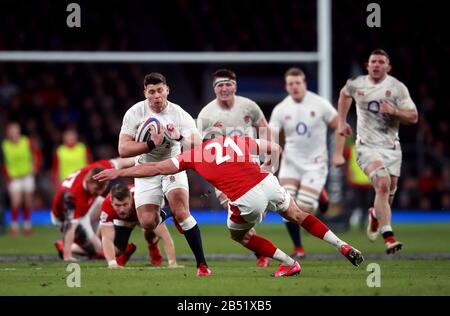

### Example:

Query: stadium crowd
xmin=0 ymin=0 xmax=448 ymax=218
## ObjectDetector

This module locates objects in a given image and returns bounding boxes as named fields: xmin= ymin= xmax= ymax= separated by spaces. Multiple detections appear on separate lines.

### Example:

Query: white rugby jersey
xmin=120 ymin=100 xmax=198 ymax=163
xmin=270 ymin=91 xmax=337 ymax=164
xmin=197 ymin=95 xmax=264 ymax=139
xmin=345 ymin=75 xmax=416 ymax=148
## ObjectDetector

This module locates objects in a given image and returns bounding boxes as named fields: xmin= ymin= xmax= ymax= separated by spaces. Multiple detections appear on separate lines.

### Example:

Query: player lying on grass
xmin=94 ymin=128 xmax=364 ymax=277
xmin=99 ymin=183 xmax=181 ymax=269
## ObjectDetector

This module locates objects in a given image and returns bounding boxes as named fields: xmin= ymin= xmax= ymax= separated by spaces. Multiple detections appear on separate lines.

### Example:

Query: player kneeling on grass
xmin=94 ymin=127 xmax=364 ymax=277
xmin=100 ymin=183 xmax=181 ymax=269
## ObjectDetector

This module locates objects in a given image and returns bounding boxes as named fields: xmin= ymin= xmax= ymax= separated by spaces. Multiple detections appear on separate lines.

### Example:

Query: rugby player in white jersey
xmin=118 ymin=73 xmax=211 ymax=276
xmin=197 ymin=69 xmax=273 ymax=268
xmin=332 ymin=49 xmax=418 ymax=253
xmin=270 ymin=67 xmax=339 ymax=259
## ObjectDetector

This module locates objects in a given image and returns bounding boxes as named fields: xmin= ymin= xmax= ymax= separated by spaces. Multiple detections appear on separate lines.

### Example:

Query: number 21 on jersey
xmin=205 ymin=137 xmax=244 ymax=165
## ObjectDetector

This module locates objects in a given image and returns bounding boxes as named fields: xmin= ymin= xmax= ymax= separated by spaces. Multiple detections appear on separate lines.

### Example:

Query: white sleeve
xmin=120 ymin=108 xmax=140 ymax=138
xmin=196 ymin=107 xmax=210 ymax=133
xmin=180 ymin=111 xmax=200 ymax=137
xmin=269 ymin=105 xmax=283 ymax=129
xmin=249 ymin=101 xmax=264 ymax=125
xmin=396 ymin=82 xmax=416 ymax=111
xmin=321 ymin=99 xmax=338 ymax=124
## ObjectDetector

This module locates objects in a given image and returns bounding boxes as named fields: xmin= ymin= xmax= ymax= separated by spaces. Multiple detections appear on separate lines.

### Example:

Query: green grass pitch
xmin=0 ymin=223 xmax=449 ymax=295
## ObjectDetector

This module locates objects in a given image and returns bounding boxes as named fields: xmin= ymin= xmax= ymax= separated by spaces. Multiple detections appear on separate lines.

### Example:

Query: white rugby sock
xmin=323 ymin=231 xmax=346 ymax=249
xmin=380 ymin=225 xmax=393 ymax=234
xmin=273 ymin=249 xmax=295 ymax=266
xmin=179 ymin=215 xmax=197 ymax=231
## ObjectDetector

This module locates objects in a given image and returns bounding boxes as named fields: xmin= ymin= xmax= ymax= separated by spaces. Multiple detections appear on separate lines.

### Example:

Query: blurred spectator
xmin=1 ymin=122 xmax=41 ymax=235
xmin=51 ymin=127 xmax=93 ymax=185
xmin=418 ymin=165 xmax=439 ymax=194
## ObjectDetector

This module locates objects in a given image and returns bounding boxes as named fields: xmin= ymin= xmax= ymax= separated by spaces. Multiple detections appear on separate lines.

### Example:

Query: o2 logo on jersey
xmin=296 ymin=122 xmax=311 ymax=138
xmin=367 ymin=100 xmax=380 ymax=113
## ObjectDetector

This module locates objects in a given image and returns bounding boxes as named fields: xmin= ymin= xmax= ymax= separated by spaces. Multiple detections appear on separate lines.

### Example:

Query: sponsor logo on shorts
xmin=170 ymin=175 xmax=176 ymax=183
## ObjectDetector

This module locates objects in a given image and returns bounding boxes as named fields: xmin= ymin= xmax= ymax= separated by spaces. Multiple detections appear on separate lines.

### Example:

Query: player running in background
xmin=197 ymin=68 xmax=273 ymax=268
xmin=270 ymin=67 xmax=338 ymax=259
xmin=95 ymin=132 xmax=364 ymax=277
xmin=332 ymin=49 xmax=418 ymax=253
xmin=118 ymin=72 xmax=211 ymax=276
xmin=100 ymin=183 xmax=180 ymax=269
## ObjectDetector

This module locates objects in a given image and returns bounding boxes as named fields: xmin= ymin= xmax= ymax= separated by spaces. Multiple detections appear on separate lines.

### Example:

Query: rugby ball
xmin=135 ymin=117 xmax=161 ymax=142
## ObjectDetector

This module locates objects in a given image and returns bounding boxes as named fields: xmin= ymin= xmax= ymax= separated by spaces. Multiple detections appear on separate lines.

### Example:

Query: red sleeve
xmin=52 ymin=151 xmax=60 ymax=185
xmin=73 ymin=194 xmax=85 ymax=219
xmin=176 ymin=149 xmax=195 ymax=171
xmin=99 ymin=195 xmax=116 ymax=224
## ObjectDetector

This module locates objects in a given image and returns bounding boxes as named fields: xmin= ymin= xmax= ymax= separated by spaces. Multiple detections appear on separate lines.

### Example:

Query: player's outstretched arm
xmin=94 ymin=159 xmax=179 ymax=182
xmin=112 ymin=157 xmax=136 ymax=169
xmin=63 ymin=222 xmax=78 ymax=262
xmin=100 ymin=224 xmax=122 ymax=269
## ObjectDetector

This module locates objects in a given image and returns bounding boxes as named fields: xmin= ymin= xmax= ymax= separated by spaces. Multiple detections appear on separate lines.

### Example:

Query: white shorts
xmin=8 ymin=174 xmax=35 ymax=193
xmin=356 ymin=142 xmax=402 ymax=177
xmin=227 ymin=174 xmax=290 ymax=230
xmin=278 ymin=156 xmax=328 ymax=193
xmin=134 ymin=171 xmax=189 ymax=208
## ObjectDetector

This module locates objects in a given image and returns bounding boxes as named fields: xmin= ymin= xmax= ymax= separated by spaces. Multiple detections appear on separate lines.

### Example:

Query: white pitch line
xmin=86 ymin=265 xmax=186 ymax=270
xmin=0 ymin=267 xmax=42 ymax=271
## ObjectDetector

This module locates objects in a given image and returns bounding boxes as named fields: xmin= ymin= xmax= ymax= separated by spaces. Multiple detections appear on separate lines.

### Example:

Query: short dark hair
xmin=369 ymin=49 xmax=390 ymax=62
xmin=110 ymin=183 xmax=131 ymax=201
xmin=284 ymin=67 xmax=305 ymax=79
xmin=143 ymin=73 xmax=167 ymax=87
xmin=213 ymin=69 xmax=237 ymax=81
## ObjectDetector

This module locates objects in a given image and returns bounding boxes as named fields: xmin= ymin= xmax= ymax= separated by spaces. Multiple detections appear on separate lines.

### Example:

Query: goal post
xmin=0 ymin=0 xmax=332 ymax=100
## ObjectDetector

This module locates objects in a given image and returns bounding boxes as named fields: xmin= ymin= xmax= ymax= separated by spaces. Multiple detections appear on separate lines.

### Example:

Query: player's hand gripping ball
xmin=135 ymin=117 xmax=161 ymax=142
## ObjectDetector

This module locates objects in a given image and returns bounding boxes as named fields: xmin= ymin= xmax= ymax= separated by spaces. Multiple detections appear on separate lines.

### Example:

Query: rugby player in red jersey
xmin=95 ymin=132 xmax=364 ymax=277
xmin=99 ymin=183 xmax=180 ymax=269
